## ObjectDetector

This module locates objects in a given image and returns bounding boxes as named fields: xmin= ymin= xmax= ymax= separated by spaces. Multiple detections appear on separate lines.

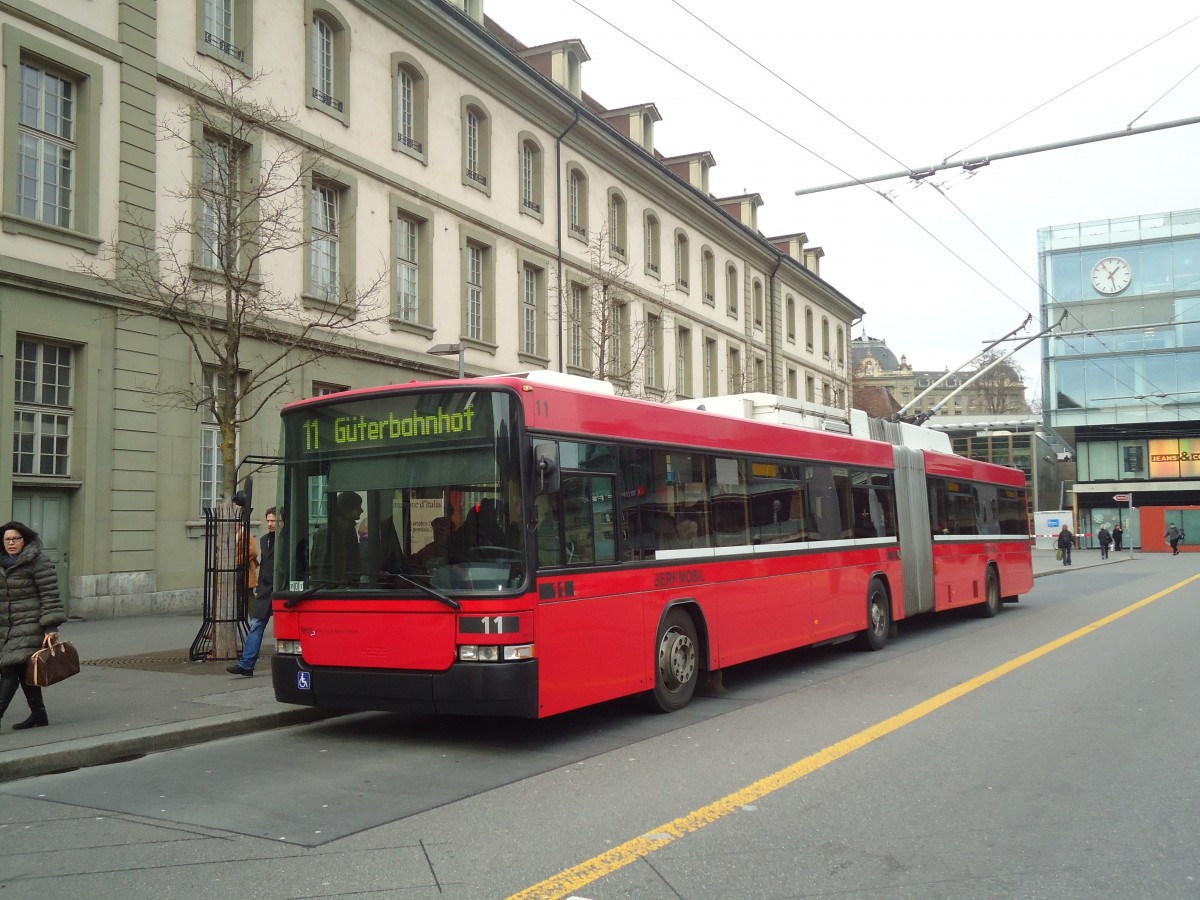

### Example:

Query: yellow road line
xmin=508 ymin=573 xmax=1200 ymax=900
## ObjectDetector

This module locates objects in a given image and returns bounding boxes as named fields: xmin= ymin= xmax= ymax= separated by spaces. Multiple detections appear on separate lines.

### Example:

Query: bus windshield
xmin=278 ymin=387 xmax=525 ymax=597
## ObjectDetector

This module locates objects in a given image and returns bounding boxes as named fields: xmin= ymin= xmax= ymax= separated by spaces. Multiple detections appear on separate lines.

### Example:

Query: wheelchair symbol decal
xmin=297 ymin=672 xmax=312 ymax=691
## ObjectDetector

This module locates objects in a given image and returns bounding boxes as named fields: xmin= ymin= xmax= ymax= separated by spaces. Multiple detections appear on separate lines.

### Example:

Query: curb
xmin=1034 ymin=555 xmax=1132 ymax=578
xmin=0 ymin=707 xmax=338 ymax=784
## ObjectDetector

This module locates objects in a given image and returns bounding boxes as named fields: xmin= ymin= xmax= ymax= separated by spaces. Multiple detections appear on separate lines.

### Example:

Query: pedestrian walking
xmin=1097 ymin=524 xmax=1112 ymax=560
xmin=1057 ymin=525 xmax=1074 ymax=566
xmin=1112 ymin=524 xmax=1124 ymax=552
xmin=1165 ymin=523 xmax=1184 ymax=555
xmin=228 ymin=508 xmax=275 ymax=677
xmin=0 ymin=521 xmax=67 ymax=730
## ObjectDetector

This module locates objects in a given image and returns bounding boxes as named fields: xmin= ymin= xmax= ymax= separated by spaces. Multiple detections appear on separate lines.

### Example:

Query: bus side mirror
xmin=534 ymin=443 xmax=560 ymax=493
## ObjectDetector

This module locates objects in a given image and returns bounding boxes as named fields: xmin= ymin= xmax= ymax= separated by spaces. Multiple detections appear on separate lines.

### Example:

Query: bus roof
xmin=283 ymin=373 xmax=896 ymax=470
xmin=922 ymin=448 xmax=1027 ymax=488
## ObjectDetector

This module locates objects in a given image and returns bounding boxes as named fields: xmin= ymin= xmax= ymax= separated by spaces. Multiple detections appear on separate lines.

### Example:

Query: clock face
xmin=1091 ymin=256 xmax=1132 ymax=295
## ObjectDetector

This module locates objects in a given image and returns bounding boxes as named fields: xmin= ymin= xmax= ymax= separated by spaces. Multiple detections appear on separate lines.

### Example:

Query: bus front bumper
xmin=271 ymin=654 xmax=540 ymax=718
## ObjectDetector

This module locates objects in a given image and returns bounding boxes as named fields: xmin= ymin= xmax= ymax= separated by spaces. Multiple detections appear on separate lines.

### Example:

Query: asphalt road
xmin=3 ymin=556 xmax=1197 ymax=899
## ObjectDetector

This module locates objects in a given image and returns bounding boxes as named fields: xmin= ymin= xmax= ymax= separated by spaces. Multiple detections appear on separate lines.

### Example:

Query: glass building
xmin=1040 ymin=208 xmax=1200 ymax=549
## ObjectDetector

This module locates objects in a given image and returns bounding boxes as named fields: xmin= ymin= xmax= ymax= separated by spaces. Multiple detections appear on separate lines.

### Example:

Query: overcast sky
xmin=485 ymin=0 xmax=1200 ymax=402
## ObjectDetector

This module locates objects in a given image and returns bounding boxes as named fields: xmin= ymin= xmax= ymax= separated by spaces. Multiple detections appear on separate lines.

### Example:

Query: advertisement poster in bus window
xmin=1148 ymin=438 xmax=1200 ymax=478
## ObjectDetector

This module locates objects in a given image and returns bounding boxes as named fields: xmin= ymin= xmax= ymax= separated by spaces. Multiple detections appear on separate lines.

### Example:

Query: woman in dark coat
xmin=0 ymin=521 xmax=67 ymax=729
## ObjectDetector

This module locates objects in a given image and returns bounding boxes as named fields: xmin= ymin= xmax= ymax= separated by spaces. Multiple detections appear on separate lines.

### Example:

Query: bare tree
xmin=971 ymin=352 xmax=1031 ymax=414
xmin=87 ymin=68 xmax=386 ymax=656
xmin=554 ymin=228 xmax=677 ymax=398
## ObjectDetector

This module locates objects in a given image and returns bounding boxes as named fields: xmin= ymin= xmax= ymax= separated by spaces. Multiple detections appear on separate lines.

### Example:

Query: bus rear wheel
xmin=650 ymin=608 xmax=699 ymax=713
xmin=976 ymin=567 xmax=1001 ymax=618
xmin=857 ymin=578 xmax=891 ymax=651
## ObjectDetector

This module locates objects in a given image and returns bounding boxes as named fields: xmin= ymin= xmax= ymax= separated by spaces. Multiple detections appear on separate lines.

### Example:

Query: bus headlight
xmin=459 ymin=644 xmax=534 ymax=662
xmin=276 ymin=639 xmax=302 ymax=655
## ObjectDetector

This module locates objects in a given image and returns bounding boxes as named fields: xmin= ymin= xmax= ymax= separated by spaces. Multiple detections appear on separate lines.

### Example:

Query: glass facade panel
xmin=1176 ymin=238 xmax=1200 ymax=293
xmin=1088 ymin=442 xmax=1118 ymax=480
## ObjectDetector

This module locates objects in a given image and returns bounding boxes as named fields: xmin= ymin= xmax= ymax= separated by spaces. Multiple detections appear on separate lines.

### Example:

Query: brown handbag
xmin=25 ymin=632 xmax=81 ymax=687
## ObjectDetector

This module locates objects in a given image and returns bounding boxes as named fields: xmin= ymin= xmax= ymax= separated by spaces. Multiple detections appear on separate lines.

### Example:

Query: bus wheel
xmin=650 ymin=609 xmax=699 ymax=713
xmin=857 ymin=578 xmax=891 ymax=651
xmin=976 ymin=568 xmax=1001 ymax=618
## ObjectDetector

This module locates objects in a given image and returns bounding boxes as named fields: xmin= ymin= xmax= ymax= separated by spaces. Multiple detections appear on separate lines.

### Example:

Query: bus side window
xmin=535 ymin=491 xmax=563 ymax=567
xmin=807 ymin=464 xmax=844 ymax=541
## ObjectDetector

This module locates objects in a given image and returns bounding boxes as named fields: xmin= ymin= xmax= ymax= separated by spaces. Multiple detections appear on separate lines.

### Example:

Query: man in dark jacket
xmin=1165 ymin=523 xmax=1184 ymax=555
xmin=227 ymin=508 xmax=276 ymax=677
xmin=1057 ymin=525 xmax=1074 ymax=566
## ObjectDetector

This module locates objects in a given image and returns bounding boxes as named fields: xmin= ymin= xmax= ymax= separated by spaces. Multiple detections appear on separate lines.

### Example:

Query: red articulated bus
xmin=271 ymin=372 xmax=1033 ymax=718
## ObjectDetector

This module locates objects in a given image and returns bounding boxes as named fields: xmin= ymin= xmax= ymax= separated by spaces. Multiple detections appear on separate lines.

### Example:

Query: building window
xmin=199 ymin=135 xmax=241 ymax=271
xmin=13 ymin=339 xmax=73 ymax=477
xmin=806 ymin=374 xmax=816 ymax=402
xmin=520 ymin=261 xmax=546 ymax=360
xmin=822 ymin=317 xmax=830 ymax=359
xmin=306 ymin=2 xmax=349 ymax=123
xmin=467 ymin=110 xmax=480 ymax=178
xmin=608 ymin=301 xmax=624 ymax=377
xmin=199 ymin=369 xmax=238 ymax=514
xmin=786 ymin=367 xmax=797 ymax=399
xmin=304 ymin=168 xmax=357 ymax=309
xmin=754 ymin=357 xmax=766 ymax=391
xmin=753 ymin=279 xmax=764 ymax=329
xmin=392 ymin=56 xmax=427 ymax=159
xmin=200 ymin=0 xmax=251 ymax=65
xmin=727 ymin=346 xmax=742 ymax=393
xmin=389 ymin=197 xmax=432 ymax=329
xmin=16 ymin=62 xmax=75 ymax=230
xmin=312 ymin=17 xmax=338 ymax=108
xmin=312 ymin=382 xmax=346 ymax=396
xmin=703 ymin=337 xmax=718 ymax=395
xmin=701 ymin=248 xmax=715 ymax=305
xmin=460 ymin=98 xmax=492 ymax=194
xmin=786 ymin=295 xmax=796 ymax=342
xmin=677 ymin=325 xmax=692 ymax=397
xmin=466 ymin=243 xmax=484 ymax=341
xmin=726 ymin=264 xmax=739 ymax=317
xmin=395 ymin=213 xmax=419 ymax=323
xmin=675 ymin=230 xmax=690 ymax=292
xmin=805 ymin=306 xmax=814 ymax=351
xmin=309 ymin=180 xmax=340 ymax=303
xmin=3 ymin=32 xmax=101 ymax=252
xmin=569 ymin=282 xmax=589 ymax=369
xmin=460 ymin=228 xmax=495 ymax=345
xmin=608 ymin=190 xmax=626 ymax=257
xmin=823 ymin=380 xmax=832 ymax=405
xmin=837 ymin=326 xmax=845 ymax=365
xmin=644 ymin=212 xmax=661 ymax=277
xmin=520 ymin=134 xmax=543 ymax=217
xmin=567 ymin=166 xmax=587 ymax=240
xmin=646 ymin=313 xmax=662 ymax=389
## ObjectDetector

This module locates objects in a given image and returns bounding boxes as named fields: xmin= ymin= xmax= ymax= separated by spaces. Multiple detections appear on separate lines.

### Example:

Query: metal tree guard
xmin=189 ymin=503 xmax=251 ymax=661
xmin=189 ymin=456 xmax=280 ymax=662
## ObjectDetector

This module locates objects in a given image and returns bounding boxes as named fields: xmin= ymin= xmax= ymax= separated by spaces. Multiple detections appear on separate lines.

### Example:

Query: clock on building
xmin=1090 ymin=256 xmax=1132 ymax=295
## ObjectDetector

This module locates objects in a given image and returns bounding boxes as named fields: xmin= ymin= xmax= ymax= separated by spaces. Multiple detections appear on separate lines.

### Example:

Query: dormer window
xmin=566 ymin=50 xmax=582 ymax=97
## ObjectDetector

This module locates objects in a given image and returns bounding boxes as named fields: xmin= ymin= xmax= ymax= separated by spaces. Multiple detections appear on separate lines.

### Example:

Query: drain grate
xmin=87 ymin=649 xmax=227 ymax=674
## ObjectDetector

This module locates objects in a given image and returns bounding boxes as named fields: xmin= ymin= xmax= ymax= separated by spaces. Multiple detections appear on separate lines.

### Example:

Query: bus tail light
xmin=458 ymin=643 xmax=535 ymax=662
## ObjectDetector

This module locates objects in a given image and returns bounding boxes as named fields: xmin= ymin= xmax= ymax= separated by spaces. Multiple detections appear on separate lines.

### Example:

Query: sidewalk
xmin=0 ymin=616 xmax=331 ymax=783
xmin=0 ymin=548 xmax=1133 ymax=783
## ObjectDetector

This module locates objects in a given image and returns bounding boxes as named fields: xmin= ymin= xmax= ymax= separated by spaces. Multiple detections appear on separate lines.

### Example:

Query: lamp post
xmin=427 ymin=342 xmax=464 ymax=379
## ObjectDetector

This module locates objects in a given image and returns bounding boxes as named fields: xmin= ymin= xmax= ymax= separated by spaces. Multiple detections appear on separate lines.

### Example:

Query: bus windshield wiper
xmin=284 ymin=576 xmax=461 ymax=611
xmin=382 ymin=571 xmax=461 ymax=610
xmin=282 ymin=580 xmax=351 ymax=609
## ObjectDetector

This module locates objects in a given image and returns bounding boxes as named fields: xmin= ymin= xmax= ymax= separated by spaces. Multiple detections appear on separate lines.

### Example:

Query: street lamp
xmin=427 ymin=342 xmax=465 ymax=379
